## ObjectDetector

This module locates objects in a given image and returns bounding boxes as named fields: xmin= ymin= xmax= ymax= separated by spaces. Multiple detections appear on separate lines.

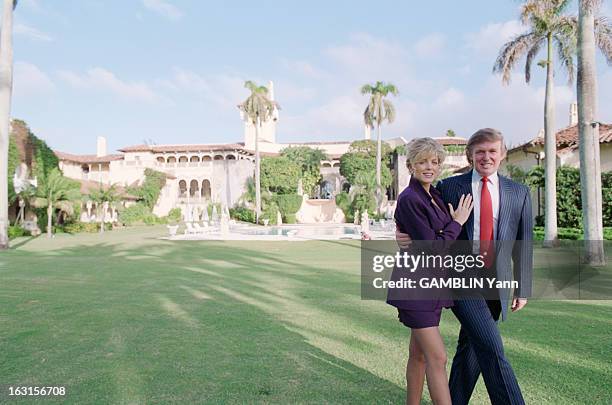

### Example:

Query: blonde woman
xmin=387 ymin=137 xmax=472 ymax=405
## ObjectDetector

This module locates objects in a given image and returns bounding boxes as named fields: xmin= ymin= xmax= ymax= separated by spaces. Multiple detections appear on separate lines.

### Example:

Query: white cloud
xmin=142 ymin=0 xmax=183 ymax=21
xmin=280 ymin=59 xmax=328 ymax=79
xmin=158 ymin=67 xmax=248 ymax=109
xmin=324 ymin=33 xmax=411 ymax=80
xmin=435 ymin=87 xmax=465 ymax=107
xmin=414 ymin=33 xmax=446 ymax=58
xmin=14 ymin=61 xmax=54 ymax=96
xmin=58 ymin=67 xmax=159 ymax=103
xmin=465 ymin=20 xmax=526 ymax=57
xmin=14 ymin=23 xmax=53 ymax=41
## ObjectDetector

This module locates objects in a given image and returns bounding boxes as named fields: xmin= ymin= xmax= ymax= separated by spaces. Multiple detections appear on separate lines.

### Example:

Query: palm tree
xmin=89 ymin=184 xmax=120 ymax=233
xmin=0 ymin=0 xmax=18 ymax=249
xmin=238 ymin=81 xmax=277 ymax=224
xmin=361 ymin=81 xmax=398 ymax=214
xmin=494 ymin=0 xmax=611 ymax=247
xmin=31 ymin=168 xmax=81 ymax=237
xmin=577 ymin=0 xmax=610 ymax=265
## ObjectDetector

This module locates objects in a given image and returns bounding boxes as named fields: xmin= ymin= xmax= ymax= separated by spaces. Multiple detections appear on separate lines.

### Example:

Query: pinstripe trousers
xmin=449 ymin=298 xmax=525 ymax=405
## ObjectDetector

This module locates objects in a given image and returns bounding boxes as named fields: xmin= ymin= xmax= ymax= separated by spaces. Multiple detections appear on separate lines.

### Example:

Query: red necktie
xmin=480 ymin=177 xmax=494 ymax=267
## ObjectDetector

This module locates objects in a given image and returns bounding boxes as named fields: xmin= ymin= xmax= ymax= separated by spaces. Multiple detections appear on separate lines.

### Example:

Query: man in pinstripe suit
xmin=397 ymin=128 xmax=533 ymax=405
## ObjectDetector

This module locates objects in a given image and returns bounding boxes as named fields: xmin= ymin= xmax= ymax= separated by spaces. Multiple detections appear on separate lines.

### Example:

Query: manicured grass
xmin=1 ymin=226 xmax=611 ymax=404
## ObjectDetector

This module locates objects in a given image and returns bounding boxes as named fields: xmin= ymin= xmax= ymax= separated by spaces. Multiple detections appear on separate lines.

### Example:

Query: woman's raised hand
xmin=448 ymin=194 xmax=473 ymax=226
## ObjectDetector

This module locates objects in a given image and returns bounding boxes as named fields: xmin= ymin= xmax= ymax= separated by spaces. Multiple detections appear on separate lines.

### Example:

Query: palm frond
xmin=31 ymin=197 xmax=48 ymax=209
xmin=494 ymin=33 xmax=540 ymax=84
xmin=360 ymin=84 xmax=374 ymax=94
xmin=594 ymin=16 xmax=612 ymax=64
xmin=383 ymin=99 xmax=396 ymax=123
xmin=581 ymin=0 xmax=602 ymax=14
xmin=525 ymin=41 xmax=543 ymax=83
xmin=553 ymin=33 xmax=576 ymax=85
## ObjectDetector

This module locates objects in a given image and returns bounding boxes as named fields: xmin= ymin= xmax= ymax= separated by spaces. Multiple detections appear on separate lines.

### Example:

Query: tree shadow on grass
xmin=5 ymin=238 xmax=611 ymax=404
xmin=1 ymin=240 xmax=406 ymax=404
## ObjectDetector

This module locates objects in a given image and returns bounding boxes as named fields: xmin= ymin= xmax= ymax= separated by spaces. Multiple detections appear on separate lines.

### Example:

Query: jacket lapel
xmin=457 ymin=171 xmax=474 ymax=240
xmin=497 ymin=175 xmax=513 ymax=240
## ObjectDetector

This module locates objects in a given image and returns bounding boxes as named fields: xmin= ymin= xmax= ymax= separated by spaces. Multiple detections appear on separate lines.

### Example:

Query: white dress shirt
xmin=471 ymin=170 xmax=500 ymax=240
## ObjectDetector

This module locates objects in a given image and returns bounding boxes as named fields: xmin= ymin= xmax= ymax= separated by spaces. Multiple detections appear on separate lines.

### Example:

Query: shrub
xmin=8 ymin=225 xmax=30 ymax=239
xmin=261 ymin=157 xmax=301 ymax=194
xmin=63 ymin=222 xmax=111 ymax=233
xmin=118 ymin=203 xmax=156 ymax=226
xmin=533 ymin=226 xmax=612 ymax=241
xmin=527 ymin=166 xmax=612 ymax=228
xmin=274 ymin=194 xmax=302 ymax=215
xmin=335 ymin=192 xmax=353 ymax=223
xmin=167 ymin=208 xmax=182 ymax=223
xmin=284 ymin=213 xmax=297 ymax=224
xmin=230 ymin=207 xmax=256 ymax=223
xmin=260 ymin=201 xmax=279 ymax=225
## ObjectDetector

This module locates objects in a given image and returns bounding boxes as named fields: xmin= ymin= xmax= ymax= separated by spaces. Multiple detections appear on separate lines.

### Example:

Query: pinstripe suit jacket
xmin=436 ymin=170 xmax=533 ymax=320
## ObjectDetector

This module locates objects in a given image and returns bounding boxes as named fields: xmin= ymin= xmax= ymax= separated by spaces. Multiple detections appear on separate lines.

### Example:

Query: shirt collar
xmin=471 ymin=169 xmax=498 ymax=186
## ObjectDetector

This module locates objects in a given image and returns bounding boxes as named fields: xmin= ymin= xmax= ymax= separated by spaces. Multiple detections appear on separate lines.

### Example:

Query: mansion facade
xmin=53 ymin=82 xmax=469 ymax=222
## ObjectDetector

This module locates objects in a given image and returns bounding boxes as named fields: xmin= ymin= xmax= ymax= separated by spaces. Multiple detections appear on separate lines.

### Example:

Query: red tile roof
xmin=118 ymin=143 xmax=245 ymax=153
xmin=531 ymin=123 xmax=612 ymax=147
xmin=55 ymin=151 xmax=124 ymax=163
xmin=433 ymin=137 xmax=468 ymax=145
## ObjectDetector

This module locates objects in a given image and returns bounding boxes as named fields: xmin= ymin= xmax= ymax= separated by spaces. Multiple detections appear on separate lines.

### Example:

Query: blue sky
xmin=8 ymin=0 xmax=612 ymax=154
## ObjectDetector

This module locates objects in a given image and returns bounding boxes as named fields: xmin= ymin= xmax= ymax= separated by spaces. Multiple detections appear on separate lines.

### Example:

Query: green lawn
xmin=1 ymin=226 xmax=611 ymax=404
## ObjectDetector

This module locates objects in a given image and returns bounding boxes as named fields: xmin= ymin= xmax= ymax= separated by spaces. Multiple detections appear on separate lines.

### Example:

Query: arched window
xmin=156 ymin=156 xmax=165 ymax=163
xmin=226 ymin=154 xmax=236 ymax=160
xmin=179 ymin=156 xmax=188 ymax=163
xmin=167 ymin=156 xmax=177 ymax=163
xmin=178 ymin=180 xmax=187 ymax=197
xmin=322 ymin=162 xmax=332 ymax=168
xmin=201 ymin=179 xmax=211 ymax=199
xmin=189 ymin=179 xmax=199 ymax=197
xmin=214 ymin=155 xmax=224 ymax=161
xmin=190 ymin=156 xmax=200 ymax=162
xmin=333 ymin=162 xmax=340 ymax=168
xmin=202 ymin=155 xmax=212 ymax=162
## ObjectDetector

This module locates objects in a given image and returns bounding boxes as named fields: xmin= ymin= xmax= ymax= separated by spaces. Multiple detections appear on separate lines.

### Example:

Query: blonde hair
xmin=405 ymin=137 xmax=446 ymax=169
xmin=466 ymin=128 xmax=507 ymax=164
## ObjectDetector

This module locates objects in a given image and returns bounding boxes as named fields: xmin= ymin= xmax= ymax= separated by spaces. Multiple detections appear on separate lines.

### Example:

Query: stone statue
xmin=360 ymin=211 xmax=370 ymax=234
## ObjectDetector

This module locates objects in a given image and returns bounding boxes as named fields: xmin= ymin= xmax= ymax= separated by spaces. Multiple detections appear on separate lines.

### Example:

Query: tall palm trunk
xmin=46 ymin=203 xmax=52 ymax=238
xmin=375 ymin=123 xmax=382 ymax=215
xmin=543 ymin=32 xmax=558 ymax=247
xmin=577 ymin=0 xmax=605 ymax=265
xmin=255 ymin=117 xmax=261 ymax=224
xmin=0 ymin=0 xmax=15 ymax=249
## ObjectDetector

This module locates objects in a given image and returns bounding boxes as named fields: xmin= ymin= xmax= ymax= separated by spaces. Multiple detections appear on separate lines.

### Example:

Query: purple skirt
xmin=397 ymin=307 xmax=443 ymax=329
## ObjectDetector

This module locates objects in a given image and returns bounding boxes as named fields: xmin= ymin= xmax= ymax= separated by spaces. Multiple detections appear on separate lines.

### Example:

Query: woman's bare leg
xmin=412 ymin=327 xmax=450 ymax=405
xmin=406 ymin=332 xmax=426 ymax=405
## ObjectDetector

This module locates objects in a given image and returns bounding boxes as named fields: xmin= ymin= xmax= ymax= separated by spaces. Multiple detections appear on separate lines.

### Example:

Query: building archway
xmin=201 ymin=179 xmax=211 ymax=199
xmin=156 ymin=156 xmax=165 ymax=163
xmin=202 ymin=155 xmax=212 ymax=162
xmin=214 ymin=155 xmax=224 ymax=161
xmin=189 ymin=179 xmax=199 ymax=197
xmin=178 ymin=180 xmax=187 ymax=197
xmin=167 ymin=156 xmax=177 ymax=163
xmin=179 ymin=156 xmax=188 ymax=163
xmin=190 ymin=156 xmax=200 ymax=162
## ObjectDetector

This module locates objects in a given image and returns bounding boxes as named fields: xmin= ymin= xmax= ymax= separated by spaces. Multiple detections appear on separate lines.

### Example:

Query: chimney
xmin=96 ymin=136 xmax=107 ymax=157
xmin=267 ymin=80 xmax=275 ymax=101
xmin=569 ymin=102 xmax=578 ymax=126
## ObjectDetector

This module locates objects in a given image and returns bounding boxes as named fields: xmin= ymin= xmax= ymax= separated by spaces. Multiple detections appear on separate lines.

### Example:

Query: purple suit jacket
xmin=387 ymin=177 xmax=462 ymax=311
